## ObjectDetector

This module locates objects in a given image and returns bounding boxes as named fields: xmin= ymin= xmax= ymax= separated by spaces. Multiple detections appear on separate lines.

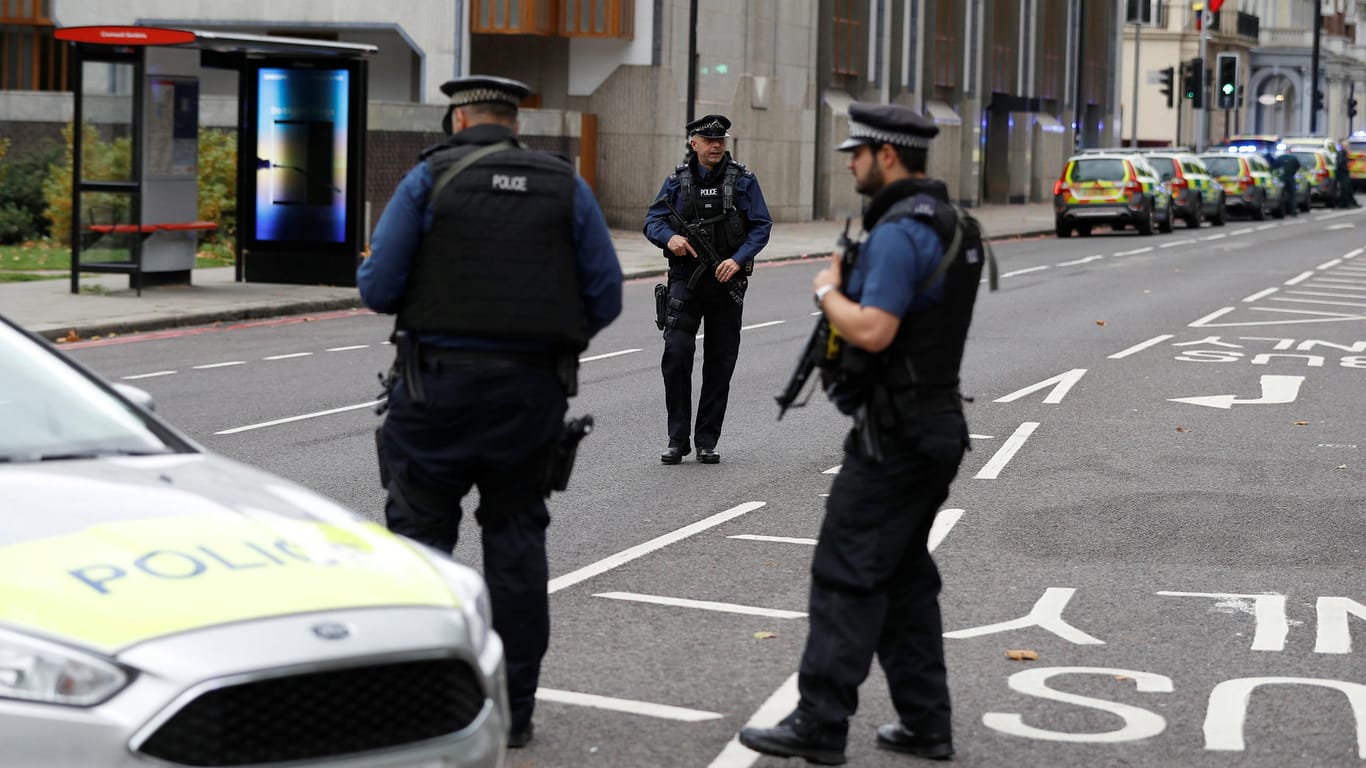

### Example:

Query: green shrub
xmin=0 ymin=141 xmax=62 ymax=244
xmin=198 ymin=128 xmax=237 ymax=243
xmin=42 ymin=123 xmax=132 ymax=246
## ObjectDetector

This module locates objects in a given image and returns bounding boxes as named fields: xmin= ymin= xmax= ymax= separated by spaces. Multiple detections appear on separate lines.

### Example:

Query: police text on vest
xmin=492 ymin=174 xmax=529 ymax=192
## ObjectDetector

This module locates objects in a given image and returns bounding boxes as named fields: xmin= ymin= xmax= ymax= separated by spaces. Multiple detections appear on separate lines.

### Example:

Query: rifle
xmin=775 ymin=218 xmax=856 ymax=420
xmin=660 ymin=197 xmax=745 ymax=306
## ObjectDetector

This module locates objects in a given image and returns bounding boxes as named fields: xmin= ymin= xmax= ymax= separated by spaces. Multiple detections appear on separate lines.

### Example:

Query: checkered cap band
xmin=846 ymin=119 xmax=931 ymax=149
xmin=691 ymin=119 xmax=728 ymax=135
xmin=449 ymin=88 xmax=521 ymax=107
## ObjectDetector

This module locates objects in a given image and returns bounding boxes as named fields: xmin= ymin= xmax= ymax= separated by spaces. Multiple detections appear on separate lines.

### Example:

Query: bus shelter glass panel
xmin=78 ymin=59 xmax=137 ymax=267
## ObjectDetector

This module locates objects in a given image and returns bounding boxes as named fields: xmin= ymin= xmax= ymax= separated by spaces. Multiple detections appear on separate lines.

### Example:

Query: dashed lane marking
xmin=191 ymin=361 xmax=246 ymax=369
xmin=1242 ymin=288 xmax=1279 ymax=303
xmin=975 ymin=422 xmax=1040 ymax=480
xmin=263 ymin=352 xmax=313 ymax=360
xmin=121 ymin=370 xmax=176 ymax=380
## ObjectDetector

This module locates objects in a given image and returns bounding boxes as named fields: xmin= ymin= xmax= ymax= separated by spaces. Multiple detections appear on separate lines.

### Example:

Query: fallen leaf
xmin=754 ymin=631 xmax=778 ymax=640
xmin=60 ymin=329 xmax=79 ymax=343
xmin=1005 ymin=649 xmax=1039 ymax=661
xmin=1175 ymin=426 xmax=1188 ymax=433
xmin=1114 ymin=675 xmax=1131 ymax=681
xmin=1295 ymin=421 xmax=1310 ymax=426
xmin=1095 ymin=320 xmax=1106 ymax=326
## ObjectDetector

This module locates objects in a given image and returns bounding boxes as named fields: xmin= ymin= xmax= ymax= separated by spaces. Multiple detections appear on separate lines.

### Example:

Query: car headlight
xmin=0 ymin=627 xmax=129 ymax=706
xmin=422 ymin=552 xmax=493 ymax=655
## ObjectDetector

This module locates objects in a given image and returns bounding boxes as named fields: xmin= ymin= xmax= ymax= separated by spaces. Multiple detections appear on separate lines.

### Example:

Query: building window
xmin=560 ymin=0 xmax=633 ymax=38
xmin=1 ymin=0 xmax=66 ymax=91
xmin=470 ymin=0 xmax=633 ymax=39
xmin=832 ymin=0 xmax=863 ymax=77
xmin=929 ymin=0 xmax=957 ymax=93
xmin=471 ymin=0 xmax=556 ymax=36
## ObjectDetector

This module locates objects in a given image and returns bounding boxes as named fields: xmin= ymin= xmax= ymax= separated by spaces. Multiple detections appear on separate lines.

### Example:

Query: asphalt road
xmin=65 ymin=207 xmax=1366 ymax=768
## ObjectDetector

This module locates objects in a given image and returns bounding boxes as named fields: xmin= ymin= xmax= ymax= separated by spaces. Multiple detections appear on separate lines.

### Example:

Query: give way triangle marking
xmin=1169 ymin=374 xmax=1305 ymax=409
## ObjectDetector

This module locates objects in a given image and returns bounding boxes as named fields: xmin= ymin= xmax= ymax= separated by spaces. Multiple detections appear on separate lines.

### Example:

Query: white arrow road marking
xmin=994 ymin=369 xmax=1088 ymax=404
xmin=1169 ymin=375 xmax=1305 ymax=409
xmin=537 ymin=688 xmax=723 ymax=722
xmin=594 ymin=592 xmax=807 ymax=619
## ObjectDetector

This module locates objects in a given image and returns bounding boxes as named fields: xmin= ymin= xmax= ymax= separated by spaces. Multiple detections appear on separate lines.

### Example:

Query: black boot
xmin=739 ymin=713 xmax=846 ymax=765
xmin=660 ymin=440 xmax=691 ymax=465
xmin=875 ymin=722 xmax=954 ymax=760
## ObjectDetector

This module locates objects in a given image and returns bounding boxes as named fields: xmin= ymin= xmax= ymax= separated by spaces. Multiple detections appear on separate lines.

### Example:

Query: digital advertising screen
xmin=254 ymin=67 xmax=350 ymax=243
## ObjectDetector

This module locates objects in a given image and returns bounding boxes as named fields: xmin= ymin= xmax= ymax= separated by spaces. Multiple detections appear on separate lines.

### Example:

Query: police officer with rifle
xmin=742 ymin=103 xmax=989 ymax=765
xmin=644 ymin=114 xmax=772 ymax=464
xmin=359 ymin=75 xmax=622 ymax=750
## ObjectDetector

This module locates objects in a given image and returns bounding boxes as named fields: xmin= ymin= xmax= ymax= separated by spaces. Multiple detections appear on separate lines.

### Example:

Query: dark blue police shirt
xmin=844 ymin=217 xmax=946 ymax=317
xmin=359 ymin=159 xmax=623 ymax=347
xmin=643 ymin=155 xmax=773 ymax=267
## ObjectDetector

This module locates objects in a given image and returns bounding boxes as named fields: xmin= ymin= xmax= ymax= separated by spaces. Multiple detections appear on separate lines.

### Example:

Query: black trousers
xmin=796 ymin=413 xmax=968 ymax=738
xmin=378 ymin=357 xmax=566 ymax=733
xmin=661 ymin=270 xmax=745 ymax=448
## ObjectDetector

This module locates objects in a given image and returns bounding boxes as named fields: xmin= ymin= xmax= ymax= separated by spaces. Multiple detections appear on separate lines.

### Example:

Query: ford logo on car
xmin=311 ymin=622 xmax=351 ymax=641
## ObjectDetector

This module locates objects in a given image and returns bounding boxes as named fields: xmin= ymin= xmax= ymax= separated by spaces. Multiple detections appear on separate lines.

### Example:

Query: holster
xmin=392 ymin=329 xmax=426 ymax=407
xmin=654 ymin=283 xmax=668 ymax=330
xmin=556 ymin=352 xmax=580 ymax=398
xmin=544 ymin=414 xmax=594 ymax=497
xmin=663 ymin=296 xmax=701 ymax=334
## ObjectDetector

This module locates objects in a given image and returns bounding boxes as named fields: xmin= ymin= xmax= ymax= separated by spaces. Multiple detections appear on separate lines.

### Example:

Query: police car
xmin=0 ymin=314 xmax=507 ymax=767
xmin=1053 ymin=151 xmax=1175 ymax=237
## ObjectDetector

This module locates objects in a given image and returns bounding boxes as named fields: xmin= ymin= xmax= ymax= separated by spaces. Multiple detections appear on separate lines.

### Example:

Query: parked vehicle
xmin=1200 ymin=152 xmax=1285 ymax=220
xmin=1345 ymin=132 xmax=1366 ymax=191
xmin=1284 ymin=147 xmax=1339 ymax=207
xmin=1054 ymin=153 xmax=1174 ymax=237
xmin=1141 ymin=151 xmax=1227 ymax=228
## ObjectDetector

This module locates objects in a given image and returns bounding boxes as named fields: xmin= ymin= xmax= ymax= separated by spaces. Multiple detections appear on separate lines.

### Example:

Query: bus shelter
xmin=55 ymin=26 xmax=374 ymax=294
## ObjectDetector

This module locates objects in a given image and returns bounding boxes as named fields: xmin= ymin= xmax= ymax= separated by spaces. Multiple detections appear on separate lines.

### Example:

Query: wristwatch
xmin=814 ymin=284 xmax=837 ymax=308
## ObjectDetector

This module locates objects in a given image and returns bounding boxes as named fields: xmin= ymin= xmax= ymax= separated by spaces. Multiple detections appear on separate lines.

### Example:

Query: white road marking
xmin=1287 ymin=289 xmax=1366 ymax=300
xmin=537 ymin=688 xmax=723 ymax=722
xmin=945 ymin=587 xmax=1104 ymax=644
xmin=1157 ymin=592 xmax=1289 ymax=651
xmin=548 ymin=502 xmax=766 ymax=593
xmin=1109 ymin=334 xmax=1173 ymax=359
xmin=1344 ymin=247 xmax=1363 ymax=259
xmin=823 ymin=465 xmax=841 ymax=474
xmin=1327 ymin=223 xmax=1356 ymax=230
xmin=728 ymin=534 xmax=817 ymax=545
xmin=1254 ymin=223 xmax=1277 ymax=231
xmin=1202 ymin=233 xmax=1227 ymax=241
xmin=1317 ymin=258 xmax=1345 ymax=269
xmin=121 ymin=370 xmax=176 ymax=380
xmin=994 ymin=369 xmax=1087 ymax=404
xmin=975 ymin=422 xmax=1039 ymax=480
xmin=192 ymin=361 xmax=246 ymax=369
xmin=263 ymin=352 xmax=312 ymax=360
xmin=580 ymin=348 xmax=641 ymax=362
xmin=1310 ymin=278 xmax=1366 ymax=287
xmin=1271 ymin=296 xmax=1366 ymax=308
xmin=1311 ymin=209 xmax=1365 ymax=221
xmin=741 ymin=320 xmax=786 ymax=330
xmin=710 ymin=501 xmax=965 ymax=768
xmin=1169 ymin=375 xmax=1304 ymax=409
xmin=594 ymin=592 xmax=807 ymax=619
xmin=1189 ymin=307 xmax=1235 ymax=326
xmin=215 ymin=401 xmax=383 ymax=435
xmin=326 ymin=344 xmax=370 ymax=352
xmin=1057 ymin=254 xmax=1104 ymax=266
xmin=1284 ymin=271 xmax=1315 ymax=286
xmin=969 ymin=433 xmax=994 ymax=439
xmin=1228 ymin=227 xmax=1254 ymax=237
xmin=1159 ymin=240 xmax=1193 ymax=248
xmin=1113 ymin=246 xmax=1153 ymax=256
xmin=1001 ymin=265 xmax=1050 ymax=278
xmin=1242 ymin=288 xmax=1279 ymax=303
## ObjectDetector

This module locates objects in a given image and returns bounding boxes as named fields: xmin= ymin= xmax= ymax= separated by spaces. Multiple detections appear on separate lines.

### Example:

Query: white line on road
xmin=121 ymin=370 xmax=176 ymax=380
xmin=1327 ymin=223 xmax=1356 ymax=231
xmin=548 ymin=502 xmax=766 ymax=594
xmin=823 ymin=465 xmax=841 ymax=474
xmin=1287 ymin=289 xmax=1366 ymax=300
xmin=1284 ymin=271 xmax=1315 ymax=286
xmin=728 ymin=534 xmax=817 ymax=545
xmin=1113 ymin=246 xmax=1153 ymax=256
xmin=1271 ymin=296 xmax=1366 ymax=308
xmin=1254 ymin=224 xmax=1277 ymax=231
xmin=1108 ymin=334 xmax=1173 ymax=359
xmin=192 ymin=361 xmax=246 ymax=369
xmin=741 ymin=320 xmax=786 ymax=331
xmin=928 ymin=508 xmax=964 ymax=552
xmin=537 ymin=688 xmax=723 ymax=722
xmin=595 ymin=592 xmax=807 ymax=619
xmin=1305 ymin=281 xmax=1366 ymax=291
xmin=326 ymin=344 xmax=370 ymax=352
xmin=1159 ymin=240 xmax=1194 ymax=248
xmin=1001 ymin=265 xmax=1050 ymax=278
xmin=969 ymin=433 xmax=994 ymax=439
xmin=1318 ymin=258 xmax=1345 ymax=270
xmin=1344 ymin=248 xmax=1363 ymax=259
xmin=1228 ymin=227 xmax=1254 ymax=237
xmin=1057 ymin=255 xmax=1104 ymax=266
xmin=1242 ymin=288 xmax=1279 ymax=303
xmin=975 ymin=422 xmax=1039 ymax=480
xmin=215 ymin=401 xmax=383 ymax=435
xmin=263 ymin=352 xmax=313 ymax=360
xmin=1202 ymin=233 xmax=1227 ymax=241
xmin=1189 ymin=306 xmax=1235 ymax=326
xmin=580 ymin=348 xmax=641 ymax=362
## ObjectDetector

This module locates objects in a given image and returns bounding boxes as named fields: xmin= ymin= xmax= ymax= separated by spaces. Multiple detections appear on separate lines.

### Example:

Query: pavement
xmin=2 ymin=202 xmax=1055 ymax=341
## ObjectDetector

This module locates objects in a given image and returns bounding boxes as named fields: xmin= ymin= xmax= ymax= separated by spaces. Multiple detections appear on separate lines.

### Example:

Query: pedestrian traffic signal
xmin=1216 ymin=53 xmax=1237 ymax=110
xmin=1159 ymin=65 xmax=1176 ymax=109
xmin=1183 ymin=57 xmax=1204 ymax=109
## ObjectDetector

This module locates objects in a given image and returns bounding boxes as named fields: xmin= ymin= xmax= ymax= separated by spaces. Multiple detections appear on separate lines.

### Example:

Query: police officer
xmin=1273 ymin=151 xmax=1301 ymax=217
xmin=644 ymin=114 xmax=772 ymax=464
xmin=1336 ymin=141 xmax=1360 ymax=208
xmin=739 ymin=103 xmax=984 ymax=764
xmin=359 ymin=75 xmax=623 ymax=749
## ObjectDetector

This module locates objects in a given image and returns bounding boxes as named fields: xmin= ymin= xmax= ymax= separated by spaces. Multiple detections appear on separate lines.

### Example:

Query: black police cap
xmin=837 ymin=102 xmax=939 ymax=152
xmin=439 ymin=75 xmax=531 ymax=108
xmin=687 ymin=114 xmax=732 ymax=138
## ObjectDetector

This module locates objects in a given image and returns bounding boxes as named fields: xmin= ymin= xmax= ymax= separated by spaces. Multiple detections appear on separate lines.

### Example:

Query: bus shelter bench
xmin=79 ymin=221 xmax=219 ymax=294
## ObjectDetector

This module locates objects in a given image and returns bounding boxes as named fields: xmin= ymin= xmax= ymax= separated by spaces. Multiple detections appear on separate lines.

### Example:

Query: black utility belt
xmin=417 ymin=347 xmax=558 ymax=371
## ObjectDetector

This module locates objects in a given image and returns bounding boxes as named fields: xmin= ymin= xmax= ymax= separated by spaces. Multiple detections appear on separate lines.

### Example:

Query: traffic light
xmin=1183 ymin=57 xmax=1204 ymax=109
xmin=1350 ymin=98 xmax=1359 ymax=119
xmin=1314 ymin=90 xmax=1326 ymax=114
xmin=1159 ymin=65 xmax=1175 ymax=109
xmin=1216 ymin=53 xmax=1237 ymax=110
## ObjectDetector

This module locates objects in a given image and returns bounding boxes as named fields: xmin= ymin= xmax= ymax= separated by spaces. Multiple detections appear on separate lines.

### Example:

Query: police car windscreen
xmin=1290 ymin=152 xmax=1319 ymax=167
xmin=1146 ymin=157 xmax=1177 ymax=177
xmin=1070 ymin=159 xmax=1127 ymax=182
xmin=1203 ymin=157 xmax=1242 ymax=176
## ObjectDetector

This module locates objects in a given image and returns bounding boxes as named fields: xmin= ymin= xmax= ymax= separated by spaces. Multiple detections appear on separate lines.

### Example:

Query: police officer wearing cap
xmin=740 ymin=103 xmax=986 ymax=764
xmin=359 ymin=75 xmax=623 ymax=749
xmin=644 ymin=114 xmax=771 ymax=465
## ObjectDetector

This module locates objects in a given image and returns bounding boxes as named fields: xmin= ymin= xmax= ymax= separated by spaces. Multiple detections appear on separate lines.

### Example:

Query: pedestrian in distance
xmin=1336 ymin=140 xmax=1360 ymax=209
xmin=1273 ymin=151 xmax=1300 ymax=217
xmin=644 ymin=114 xmax=773 ymax=465
xmin=358 ymin=75 xmax=623 ymax=749
xmin=740 ymin=102 xmax=988 ymax=765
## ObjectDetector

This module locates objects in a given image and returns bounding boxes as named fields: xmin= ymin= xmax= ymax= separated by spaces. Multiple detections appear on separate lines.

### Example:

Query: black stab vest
xmin=674 ymin=154 xmax=746 ymax=258
xmin=397 ymin=126 xmax=587 ymax=351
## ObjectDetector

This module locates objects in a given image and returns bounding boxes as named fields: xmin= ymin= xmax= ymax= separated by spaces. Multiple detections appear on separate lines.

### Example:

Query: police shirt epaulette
xmin=731 ymin=160 xmax=753 ymax=176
